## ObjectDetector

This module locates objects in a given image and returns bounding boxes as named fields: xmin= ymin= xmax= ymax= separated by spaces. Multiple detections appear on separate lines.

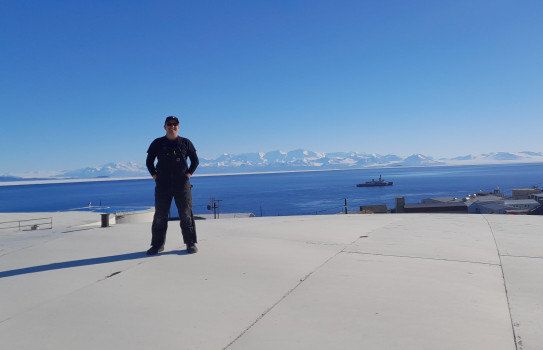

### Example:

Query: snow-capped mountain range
xmin=196 ymin=150 xmax=543 ymax=173
xmin=3 ymin=150 xmax=543 ymax=180
xmin=61 ymin=162 xmax=147 ymax=178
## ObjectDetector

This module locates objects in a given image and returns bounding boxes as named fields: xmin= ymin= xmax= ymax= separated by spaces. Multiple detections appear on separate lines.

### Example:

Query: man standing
xmin=146 ymin=116 xmax=199 ymax=255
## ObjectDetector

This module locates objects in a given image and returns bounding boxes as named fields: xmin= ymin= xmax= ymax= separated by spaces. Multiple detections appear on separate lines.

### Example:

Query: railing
xmin=0 ymin=217 xmax=53 ymax=231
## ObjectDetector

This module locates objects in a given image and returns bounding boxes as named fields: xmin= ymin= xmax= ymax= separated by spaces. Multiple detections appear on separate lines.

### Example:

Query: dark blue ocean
xmin=1 ymin=163 xmax=542 ymax=216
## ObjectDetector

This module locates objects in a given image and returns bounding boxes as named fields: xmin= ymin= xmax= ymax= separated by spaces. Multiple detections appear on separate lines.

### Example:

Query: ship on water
xmin=356 ymin=175 xmax=393 ymax=187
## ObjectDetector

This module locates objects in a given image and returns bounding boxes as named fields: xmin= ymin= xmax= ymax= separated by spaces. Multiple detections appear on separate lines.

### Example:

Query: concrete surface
xmin=0 ymin=213 xmax=541 ymax=349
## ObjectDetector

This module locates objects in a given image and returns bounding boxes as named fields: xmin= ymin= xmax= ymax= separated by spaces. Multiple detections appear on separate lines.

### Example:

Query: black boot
xmin=186 ymin=243 xmax=198 ymax=254
xmin=146 ymin=245 xmax=164 ymax=256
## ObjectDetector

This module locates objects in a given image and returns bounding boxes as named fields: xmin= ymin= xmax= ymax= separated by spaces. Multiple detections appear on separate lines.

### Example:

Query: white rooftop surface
xmin=1 ymin=212 xmax=541 ymax=349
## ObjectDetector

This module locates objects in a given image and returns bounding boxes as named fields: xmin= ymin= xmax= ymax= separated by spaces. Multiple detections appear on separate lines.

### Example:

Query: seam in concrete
xmin=221 ymin=250 xmax=344 ymax=350
xmin=222 ymin=234 xmax=365 ymax=350
xmin=221 ymin=224 xmax=392 ymax=348
xmin=344 ymin=250 xmax=501 ymax=266
xmin=501 ymin=254 xmax=543 ymax=260
xmin=482 ymin=215 xmax=519 ymax=350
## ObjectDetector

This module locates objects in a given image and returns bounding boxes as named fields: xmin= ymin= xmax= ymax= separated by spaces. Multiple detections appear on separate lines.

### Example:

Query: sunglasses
xmin=166 ymin=122 xmax=179 ymax=126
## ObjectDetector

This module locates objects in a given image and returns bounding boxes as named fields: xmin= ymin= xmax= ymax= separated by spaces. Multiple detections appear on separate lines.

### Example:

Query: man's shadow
xmin=0 ymin=249 xmax=189 ymax=278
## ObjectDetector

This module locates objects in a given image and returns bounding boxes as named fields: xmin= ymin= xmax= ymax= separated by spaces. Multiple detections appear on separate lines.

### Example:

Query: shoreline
xmin=1 ymin=161 xmax=542 ymax=187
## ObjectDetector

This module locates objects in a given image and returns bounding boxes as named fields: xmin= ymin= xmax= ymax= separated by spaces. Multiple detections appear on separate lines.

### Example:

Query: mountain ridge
xmin=3 ymin=150 xmax=543 ymax=180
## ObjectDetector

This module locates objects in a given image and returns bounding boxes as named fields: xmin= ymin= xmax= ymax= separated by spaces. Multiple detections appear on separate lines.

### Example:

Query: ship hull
xmin=356 ymin=182 xmax=393 ymax=187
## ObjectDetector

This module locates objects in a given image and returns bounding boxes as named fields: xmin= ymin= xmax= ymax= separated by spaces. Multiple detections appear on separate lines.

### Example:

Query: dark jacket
xmin=146 ymin=136 xmax=199 ymax=184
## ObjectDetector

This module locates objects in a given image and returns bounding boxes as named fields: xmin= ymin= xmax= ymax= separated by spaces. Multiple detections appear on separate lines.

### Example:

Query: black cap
xmin=165 ymin=116 xmax=179 ymax=125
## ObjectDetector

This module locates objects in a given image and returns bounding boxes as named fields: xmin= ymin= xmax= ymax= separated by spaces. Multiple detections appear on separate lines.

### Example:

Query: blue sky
xmin=1 ymin=0 xmax=542 ymax=174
